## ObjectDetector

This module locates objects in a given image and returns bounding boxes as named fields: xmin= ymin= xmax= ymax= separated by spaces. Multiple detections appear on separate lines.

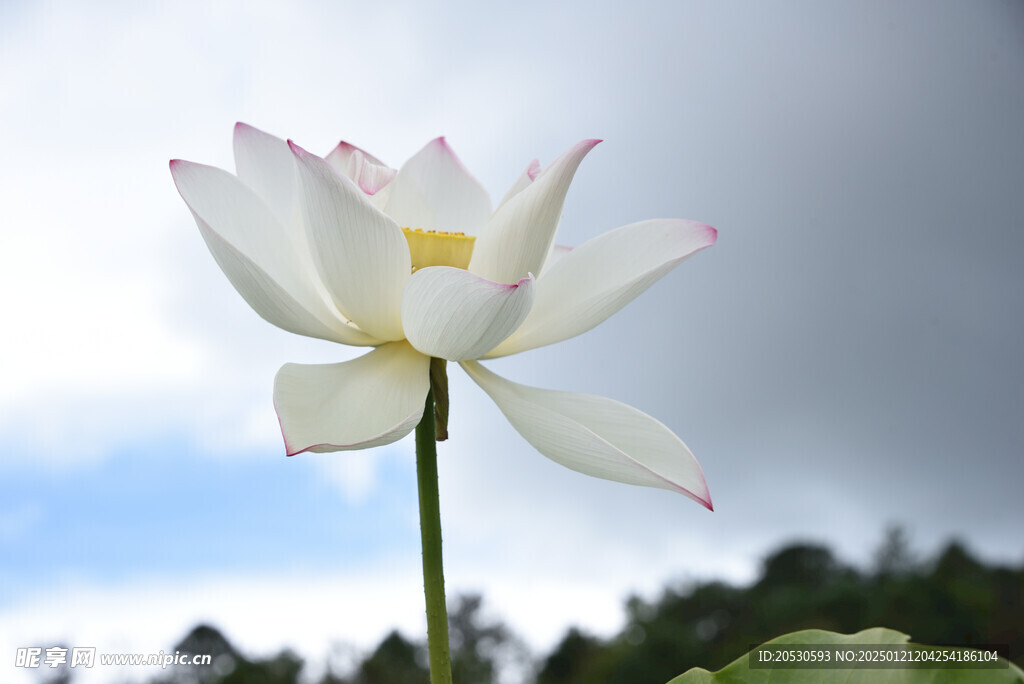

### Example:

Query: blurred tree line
xmin=118 ymin=528 xmax=1019 ymax=684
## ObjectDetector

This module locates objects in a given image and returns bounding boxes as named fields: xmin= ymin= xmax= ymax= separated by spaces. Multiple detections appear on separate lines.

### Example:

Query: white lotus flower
xmin=171 ymin=124 xmax=717 ymax=509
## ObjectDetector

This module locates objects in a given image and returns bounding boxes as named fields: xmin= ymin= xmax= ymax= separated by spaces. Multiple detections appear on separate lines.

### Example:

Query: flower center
xmin=402 ymin=228 xmax=476 ymax=271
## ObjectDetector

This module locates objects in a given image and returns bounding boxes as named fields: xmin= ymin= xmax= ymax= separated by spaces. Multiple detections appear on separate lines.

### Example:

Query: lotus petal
xmin=170 ymin=159 xmax=377 ymax=345
xmin=274 ymin=341 xmax=430 ymax=454
xmin=325 ymin=141 xmax=397 ymax=196
xmin=402 ymin=267 xmax=534 ymax=361
xmin=233 ymin=123 xmax=299 ymax=231
xmin=385 ymin=137 xmax=492 ymax=235
xmin=496 ymin=158 xmax=541 ymax=210
xmin=488 ymin=219 xmax=717 ymax=357
xmin=290 ymin=141 xmax=411 ymax=341
xmin=461 ymin=361 xmax=712 ymax=509
xmin=470 ymin=139 xmax=599 ymax=283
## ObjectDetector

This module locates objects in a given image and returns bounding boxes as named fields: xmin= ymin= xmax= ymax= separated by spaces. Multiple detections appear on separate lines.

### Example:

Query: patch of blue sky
xmin=0 ymin=437 xmax=420 ymax=606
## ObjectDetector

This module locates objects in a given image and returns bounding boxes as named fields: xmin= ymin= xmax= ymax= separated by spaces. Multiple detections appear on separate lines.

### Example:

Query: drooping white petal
xmin=496 ymin=158 xmax=541 ymax=210
xmin=461 ymin=361 xmax=712 ymax=509
xmin=274 ymin=341 xmax=430 ymax=455
xmin=470 ymin=139 xmax=599 ymax=284
xmin=402 ymin=267 xmax=534 ymax=361
xmin=289 ymin=141 xmax=411 ymax=342
xmin=170 ymin=159 xmax=379 ymax=346
xmin=385 ymin=137 xmax=492 ymax=235
xmin=487 ymin=219 xmax=717 ymax=358
xmin=325 ymin=141 xmax=397 ymax=196
xmin=233 ymin=123 xmax=299 ymax=231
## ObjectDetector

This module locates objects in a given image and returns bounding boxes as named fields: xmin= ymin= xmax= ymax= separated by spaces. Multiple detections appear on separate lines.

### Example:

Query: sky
xmin=1 ymin=0 xmax=1022 ymax=682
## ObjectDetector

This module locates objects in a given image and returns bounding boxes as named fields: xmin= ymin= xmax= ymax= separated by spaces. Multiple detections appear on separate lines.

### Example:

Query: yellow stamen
xmin=402 ymin=228 xmax=476 ymax=271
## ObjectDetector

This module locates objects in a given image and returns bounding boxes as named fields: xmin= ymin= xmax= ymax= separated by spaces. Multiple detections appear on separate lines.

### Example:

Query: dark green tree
xmin=152 ymin=624 xmax=303 ymax=684
xmin=534 ymin=529 xmax=1022 ymax=682
xmin=448 ymin=593 xmax=515 ymax=684
xmin=332 ymin=593 xmax=519 ymax=684
xmin=535 ymin=627 xmax=603 ymax=684
xmin=148 ymin=529 xmax=1023 ymax=684
xmin=341 ymin=630 xmax=428 ymax=684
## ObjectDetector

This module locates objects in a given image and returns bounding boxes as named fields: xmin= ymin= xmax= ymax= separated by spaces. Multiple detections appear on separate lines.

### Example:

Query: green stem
xmin=416 ymin=385 xmax=452 ymax=684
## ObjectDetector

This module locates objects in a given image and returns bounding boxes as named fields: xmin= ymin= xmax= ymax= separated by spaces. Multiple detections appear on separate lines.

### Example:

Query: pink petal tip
xmin=511 ymin=273 xmax=534 ymax=289
xmin=568 ymin=138 xmax=603 ymax=157
xmin=286 ymin=139 xmax=310 ymax=158
xmin=526 ymin=159 xmax=541 ymax=180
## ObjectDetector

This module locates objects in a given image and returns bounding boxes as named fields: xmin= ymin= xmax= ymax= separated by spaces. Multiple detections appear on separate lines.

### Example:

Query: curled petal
xmin=274 ymin=341 xmax=430 ymax=455
xmin=461 ymin=361 xmax=712 ymax=509
xmin=170 ymin=159 xmax=378 ymax=346
xmin=352 ymin=152 xmax=398 ymax=196
xmin=487 ymin=219 xmax=717 ymax=357
xmin=470 ymin=139 xmax=599 ymax=283
xmin=325 ymin=141 xmax=397 ymax=196
xmin=385 ymin=137 xmax=493 ymax=235
xmin=402 ymin=267 xmax=534 ymax=361
xmin=325 ymin=140 xmax=389 ymax=171
xmin=290 ymin=141 xmax=411 ymax=341
xmin=496 ymin=158 xmax=541 ymax=210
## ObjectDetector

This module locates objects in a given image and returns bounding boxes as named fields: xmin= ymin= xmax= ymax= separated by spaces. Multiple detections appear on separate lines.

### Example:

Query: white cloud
xmin=314 ymin=449 xmax=388 ymax=505
xmin=0 ymin=562 xmax=644 ymax=684
xmin=0 ymin=0 xmax=564 ymax=472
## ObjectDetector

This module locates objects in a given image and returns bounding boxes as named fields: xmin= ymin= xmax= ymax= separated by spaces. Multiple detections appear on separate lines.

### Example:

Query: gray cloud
xmin=2 ymin=1 xmax=1020 ymax=651
xmin=428 ymin=0 xmax=1024 ymax=581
